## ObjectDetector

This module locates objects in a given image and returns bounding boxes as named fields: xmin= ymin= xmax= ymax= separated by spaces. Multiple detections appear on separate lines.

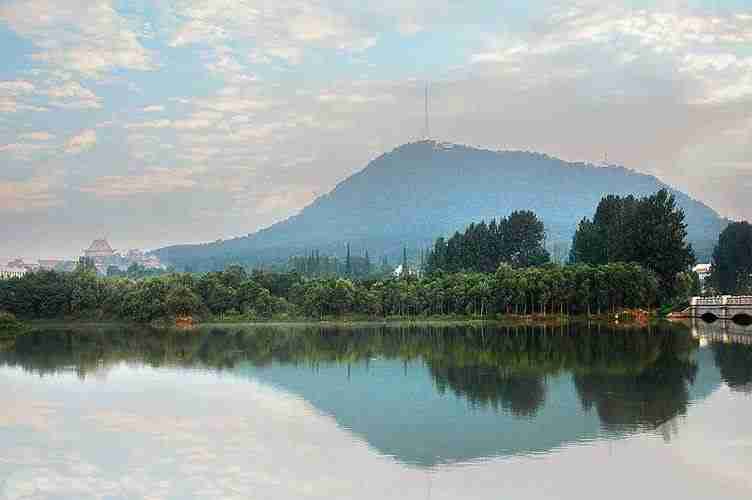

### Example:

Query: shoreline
xmin=19 ymin=312 xmax=658 ymax=330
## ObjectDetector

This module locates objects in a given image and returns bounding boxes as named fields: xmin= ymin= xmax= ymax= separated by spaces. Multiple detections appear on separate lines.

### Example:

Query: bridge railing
xmin=693 ymin=296 xmax=726 ymax=306
xmin=692 ymin=296 xmax=752 ymax=306
xmin=727 ymin=296 xmax=752 ymax=306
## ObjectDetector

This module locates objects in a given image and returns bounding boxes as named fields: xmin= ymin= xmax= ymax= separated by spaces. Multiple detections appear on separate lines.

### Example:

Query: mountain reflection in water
xmin=0 ymin=321 xmax=736 ymax=466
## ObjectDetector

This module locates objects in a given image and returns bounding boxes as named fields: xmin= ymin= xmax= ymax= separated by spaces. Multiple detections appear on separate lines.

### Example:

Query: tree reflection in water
xmin=2 ymin=321 xmax=728 ymax=464
xmin=3 ymin=321 xmax=703 ymax=430
xmin=712 ymin=341 xmax=752 ymax=393
xmin=431 ymin=365 xmax=546 ymax=417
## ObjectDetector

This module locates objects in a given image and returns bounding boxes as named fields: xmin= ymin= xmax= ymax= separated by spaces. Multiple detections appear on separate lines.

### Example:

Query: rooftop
xmin=86 ymin=239 xmax=114 ymax=253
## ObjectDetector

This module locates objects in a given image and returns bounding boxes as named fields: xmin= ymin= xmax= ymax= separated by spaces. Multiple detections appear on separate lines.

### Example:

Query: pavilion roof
xmin=87 ymin=239 xmax=113 ymax=252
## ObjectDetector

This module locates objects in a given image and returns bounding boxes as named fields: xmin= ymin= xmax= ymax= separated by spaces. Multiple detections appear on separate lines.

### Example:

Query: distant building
xmin=7 ymin=258 xmax=38 ymax=272
xmin=123 ymin=249 xmax=166 ymax=271
xmin=78 ymin=239 xmax=166 ymax=275
xmin=38 ymin=259 xmax=64 ymax=271
xmin=392 ymin=264 xmax=420 ymax=278
xmin=84 ymin=239 xmax=116 ymax=260
xmin=0 ymin=265 xmax=27 ymax=280
xmin=141 ymin=254 xmax=166 ymax=270
xmin=693 ymin=263 xmax=712 ymax=291
xmin=81 ymin=238 xmax=118 ymax=275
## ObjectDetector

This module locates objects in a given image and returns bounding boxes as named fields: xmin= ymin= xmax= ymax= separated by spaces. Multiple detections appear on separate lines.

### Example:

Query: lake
xmin=2 ymin=320 xmax=752 ymax=499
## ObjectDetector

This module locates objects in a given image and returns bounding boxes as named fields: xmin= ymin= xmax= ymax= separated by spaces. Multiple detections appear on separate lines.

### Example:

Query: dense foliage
xmin=288 ymin=247 xmax=393 ymax=278
xmin=709 ymin=221 xmax=752 ymax=294
xmin=0 ymin=261 xmax=660 ymax=323
xmin=570 ymin=189 xmax=696 ymax=300
xmin=0 ymin=311 xmax=25 ymax=338
xmin=426 ymin=211 xmax=550 ymax=274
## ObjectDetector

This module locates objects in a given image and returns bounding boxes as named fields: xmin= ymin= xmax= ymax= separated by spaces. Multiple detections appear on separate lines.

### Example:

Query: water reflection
xmin=573 ymin=354 xmax=697 ymax=431
xmin=0 ymin=321 xmax=729 ymax=467
xmin=712 ymin=342 xmax=752 ymax=393
xmin=431 ymin=365 xmax=546 ymax=417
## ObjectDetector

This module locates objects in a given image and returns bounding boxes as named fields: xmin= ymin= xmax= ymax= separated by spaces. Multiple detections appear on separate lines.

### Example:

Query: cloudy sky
xmin=1 ymin=0 xmax=751 ymax=261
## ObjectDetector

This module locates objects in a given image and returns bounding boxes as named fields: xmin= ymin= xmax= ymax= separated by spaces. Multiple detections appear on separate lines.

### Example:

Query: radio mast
xmin=424 ymin=83 xmax=430 ymax=140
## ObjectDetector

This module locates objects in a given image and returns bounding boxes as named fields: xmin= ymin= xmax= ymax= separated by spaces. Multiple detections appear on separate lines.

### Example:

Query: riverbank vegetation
xmin=0 ymin=262 xmax=670 ymax=323
xmin=0 ymin=190 xmax=701 ymax=325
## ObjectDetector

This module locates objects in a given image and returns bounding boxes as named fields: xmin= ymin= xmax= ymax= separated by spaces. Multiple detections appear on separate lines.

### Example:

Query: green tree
xmin=709 ymin=221 xmax=752 ymax=294
xmin=166 ymin=285 xmax=201 ymax=317
xmin=426 ymin=211 xmax=549 ymax=274
xmin=570 ymin=190 xmax=694 ymax=301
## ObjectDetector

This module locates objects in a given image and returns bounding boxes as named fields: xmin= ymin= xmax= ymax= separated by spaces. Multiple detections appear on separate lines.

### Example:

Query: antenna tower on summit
xmin=424 ymin=83 xmax=430 ymax=140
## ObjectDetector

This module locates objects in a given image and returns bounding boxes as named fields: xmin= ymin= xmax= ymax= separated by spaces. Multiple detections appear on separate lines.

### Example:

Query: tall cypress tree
xmin=345 ymin=243 xmax=352 ymax=277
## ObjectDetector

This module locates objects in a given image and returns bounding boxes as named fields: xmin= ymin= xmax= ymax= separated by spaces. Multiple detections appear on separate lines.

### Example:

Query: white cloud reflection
xmin=1 ymin=362 xmax=751 ymax=499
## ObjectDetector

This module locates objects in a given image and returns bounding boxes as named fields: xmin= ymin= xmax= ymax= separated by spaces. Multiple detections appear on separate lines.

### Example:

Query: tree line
xmin=425 ymin=210 xmax=550 ymax=274
xmin=1 ymin=189 xmax=707 ymax=323
xmin=0 ymin=261 xmax=676 ymax=323
xmin=288 ymin=246 xmax=394 ymax=279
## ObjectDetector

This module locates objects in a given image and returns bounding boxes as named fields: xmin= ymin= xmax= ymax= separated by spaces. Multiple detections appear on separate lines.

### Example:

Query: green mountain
xmin=154 ymin=141 xmax=725 ymax=270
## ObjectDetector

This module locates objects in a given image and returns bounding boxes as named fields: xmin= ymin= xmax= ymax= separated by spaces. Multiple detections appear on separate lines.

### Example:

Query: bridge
xmin=687 ymin=296 xmax=752 ymax=323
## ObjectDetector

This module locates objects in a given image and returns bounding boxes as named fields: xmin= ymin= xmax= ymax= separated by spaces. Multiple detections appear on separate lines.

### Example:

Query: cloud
xmin=0 ymin=142 xmax=53 ymax=160
xmin=0 ymin=0 xmax=155 ymax=78
xmin=317 ymin=92 xmax=394 ymax=104
xmin=125 ymin=119 xmax=172 ymax=129
xmin=45 ymin=80 xmax=101 ymax=109
xmin=173 ymin=119 xmax=213 ymax=130
xmin=0 ymin=175 xmax=60 ymax=212
xmin=143 ymin=105 xmax=165 ymax=113
xmin=0 ymin=76 xmax=99 ymax=111
xmin=0 ymin=80 xmax=35 ymax=95
xmin=0 ymin=98 xmax=47 ymax=113
xmin=202 ymin=46 xmax=257 ymax=83
xmin=165 ymin=0 xmax=378 ymax=73
xmin=0 ymin=80 xmax=46 ymax=113
xmin=470 ymin=5 xmax=752 ymax=104
xmin=79 ymin=167 xmax=198 ymax=199
xmin=65 ymin=129 xmax=97 ymax=154
xmin=19 ymin=132 xmax=55 ymax=141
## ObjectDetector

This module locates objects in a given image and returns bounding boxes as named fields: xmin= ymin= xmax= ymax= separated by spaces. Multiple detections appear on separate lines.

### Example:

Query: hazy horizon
xmin=2 ymin=1 xmax=751 ymax=261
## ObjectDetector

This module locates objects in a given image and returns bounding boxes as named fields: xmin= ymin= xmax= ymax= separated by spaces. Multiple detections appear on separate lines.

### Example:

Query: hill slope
xmin=154 ymin=141 xmax=725 ymax=270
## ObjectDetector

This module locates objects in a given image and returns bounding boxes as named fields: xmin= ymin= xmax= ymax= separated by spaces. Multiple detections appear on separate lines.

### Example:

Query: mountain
xmin=154 ymin=141 xmax=725 ymax=270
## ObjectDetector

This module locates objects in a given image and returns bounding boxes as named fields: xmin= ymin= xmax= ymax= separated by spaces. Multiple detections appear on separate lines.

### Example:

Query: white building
xmin=693 ymin=263 xmax=712 ymax=291
xmin=0 ymin=266 xmax=28 ymax=280
xmin=392 ymin=264 xmax=421 ymax=278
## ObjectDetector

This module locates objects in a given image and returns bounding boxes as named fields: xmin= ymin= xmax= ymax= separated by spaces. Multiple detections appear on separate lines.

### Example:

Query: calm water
xmin=2 ymin=321 xmax=752 ymax=499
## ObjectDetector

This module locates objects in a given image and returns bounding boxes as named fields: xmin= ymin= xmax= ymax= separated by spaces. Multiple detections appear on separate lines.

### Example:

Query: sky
xmin=1 ymin=0 xmax=751 ymax=261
